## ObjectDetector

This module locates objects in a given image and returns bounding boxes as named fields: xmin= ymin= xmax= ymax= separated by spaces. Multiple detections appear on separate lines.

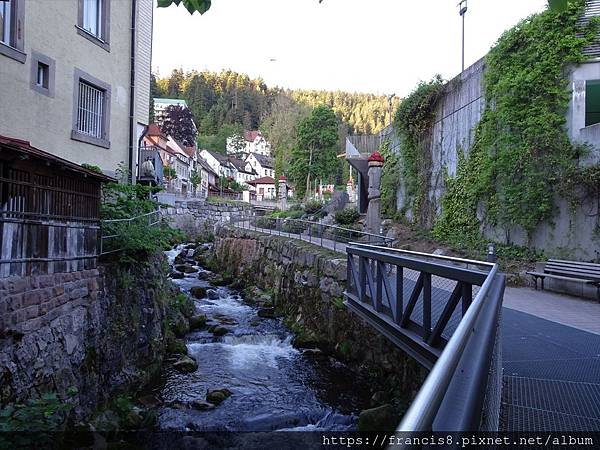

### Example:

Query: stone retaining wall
xmin=162 ymin=201 xmax=252 ymax=239
xmin=213 ymin=226 xmax=426 ymax=404
xmin=0 ymin=254 xmax=171 ymax=419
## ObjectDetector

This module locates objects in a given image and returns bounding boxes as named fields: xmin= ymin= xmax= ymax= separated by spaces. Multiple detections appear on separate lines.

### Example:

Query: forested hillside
xmin=152 ymin=69 xmax=397 ymax=137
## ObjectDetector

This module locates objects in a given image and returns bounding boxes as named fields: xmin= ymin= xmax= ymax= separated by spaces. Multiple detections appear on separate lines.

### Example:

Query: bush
xmin=334 ymin=207 xmax=360 ymax=226
xmin=304 ymin=200 xmax=323 ymax=214
xmin=101 ymin=183 xmax=183 ymax=261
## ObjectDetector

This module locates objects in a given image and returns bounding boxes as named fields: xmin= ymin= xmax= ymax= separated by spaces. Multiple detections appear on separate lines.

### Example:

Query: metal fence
xmin=99 ymin=209 xmax=161 ymax=255
xmin=342 ymin=243 xmax=505 ymax=437
xmin=234 ymin=215 xmax=393 ymax=253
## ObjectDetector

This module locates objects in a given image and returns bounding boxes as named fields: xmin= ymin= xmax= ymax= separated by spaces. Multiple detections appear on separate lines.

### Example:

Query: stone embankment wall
xmin=0 ymin=254 xmax=172 ymax=419
xmin=213 ymin=226 xmax=426 ymax=400
xmin=162 ymin=200 xmax=252 ymax=239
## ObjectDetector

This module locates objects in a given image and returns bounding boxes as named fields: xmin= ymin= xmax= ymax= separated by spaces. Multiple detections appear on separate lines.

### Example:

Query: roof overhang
xmin=0 ymin=134 xmax=115 ymax=182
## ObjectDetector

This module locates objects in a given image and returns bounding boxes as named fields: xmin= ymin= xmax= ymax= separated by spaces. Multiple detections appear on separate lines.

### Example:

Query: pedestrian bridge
xmin=345 ymin=242 xmax=600 ymax=437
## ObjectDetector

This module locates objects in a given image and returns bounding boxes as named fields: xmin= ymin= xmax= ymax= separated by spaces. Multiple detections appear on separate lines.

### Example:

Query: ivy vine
xmin=433 ymin=0 xmax=600 ymax=246
xmin=391 ymin=75 xmax=445 ymax=223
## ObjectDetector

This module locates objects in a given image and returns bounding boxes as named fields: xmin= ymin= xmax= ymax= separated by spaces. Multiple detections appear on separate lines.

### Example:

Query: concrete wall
xmin=0 ymin=0 xmax=152 ymax=178
xmin=392 ymin=58 xmax=600 ymax=260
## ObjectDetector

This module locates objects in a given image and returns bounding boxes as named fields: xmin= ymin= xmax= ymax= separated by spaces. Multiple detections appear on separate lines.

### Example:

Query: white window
xmin=77 ymin=81 xmax=105 ymax=139
xmin=83 ymin=0 xmax=102 ymax=37
xmin=0 ymin=0 xmax=11 ymax=45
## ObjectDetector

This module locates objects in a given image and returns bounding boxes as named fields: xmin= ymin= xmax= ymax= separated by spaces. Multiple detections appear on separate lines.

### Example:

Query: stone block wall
xmin=161 ymin=200 xmax=253 ymax=238
xmin=0 ymin=269 xmax=100 ymax=335
xmin=0 ymin=254 xmax=171 ymax=419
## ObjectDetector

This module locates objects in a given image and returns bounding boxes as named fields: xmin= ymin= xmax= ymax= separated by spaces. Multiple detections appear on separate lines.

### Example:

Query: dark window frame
xmin=30 ymin=51 xmax=56 ymax=98
xmin=71 ymin=67 xmax=111 ymax=149
xmin=0 ymin=0 xmax=26 ymax=63
xmin=76 ymin=0 xmax=111 ymax=52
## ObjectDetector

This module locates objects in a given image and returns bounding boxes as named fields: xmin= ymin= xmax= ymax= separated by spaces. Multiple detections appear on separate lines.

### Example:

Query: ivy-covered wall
xmin=386 ymin=1 xmax=600 ymax=260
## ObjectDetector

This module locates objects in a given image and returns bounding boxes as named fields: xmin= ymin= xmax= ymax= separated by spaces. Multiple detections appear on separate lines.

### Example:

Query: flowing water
xmin=156 ymin=244 xmax=372 ymax=434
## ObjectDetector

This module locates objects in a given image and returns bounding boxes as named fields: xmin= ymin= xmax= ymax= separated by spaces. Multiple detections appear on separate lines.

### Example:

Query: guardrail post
xmin=375 ymin=261 xmax=383 ymax=312
xmin=462 ymin=283 xmax=473 ymax=315
xmin=423 ymin=273 xmax=432 ymax=341
xmin=395 ymin=266 xmax=403 ymax=324
xmin=359 ymin=256 xmax=366 ymax=303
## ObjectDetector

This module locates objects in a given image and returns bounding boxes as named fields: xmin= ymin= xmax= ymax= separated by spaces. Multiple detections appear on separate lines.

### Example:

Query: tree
xmin=161 ymin=105 xmax=198 ymax=147
xmin=167 ymin=69 xmax=185 ymax=98
xmin=289 ymin=105 xmax=339 ymax=199
xmin=190 ymin=169 xmax=201 ymax=195
xmin=197 ymin=123 xmax=243 ymax=154
xmin=261 ymin=94 xmax=311 ymax=180
xmin=163 ymin=166 xmax=177 ymax=191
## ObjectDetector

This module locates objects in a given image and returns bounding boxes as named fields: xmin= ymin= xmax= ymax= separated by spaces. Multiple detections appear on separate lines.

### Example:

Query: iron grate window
xmin=77 ymin=80 xmax=105 ymax=139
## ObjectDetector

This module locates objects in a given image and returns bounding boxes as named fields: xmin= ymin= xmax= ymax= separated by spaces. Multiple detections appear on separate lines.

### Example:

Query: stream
xmin=152 ymin=244 xmax=372 ymax=444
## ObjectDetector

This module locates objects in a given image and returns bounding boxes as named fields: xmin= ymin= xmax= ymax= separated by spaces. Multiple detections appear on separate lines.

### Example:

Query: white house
xmin=229 ymin=157 xmax=257 ymax=187
xmin=199 ymin=149 xmax=235 ymax=178
xmin=246 ymin=153 xmax=275 ymax=179
xmin=247 ymin=176 xmax=276 ymax=200
xmin=166 ymin=137 xmax=191 ymax=194
xmin=227 ymin=130 xmax=271 ymax=157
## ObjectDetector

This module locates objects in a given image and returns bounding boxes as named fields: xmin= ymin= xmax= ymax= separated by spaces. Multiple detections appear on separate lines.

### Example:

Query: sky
xmin=152 ymin=0 xmax=548 ymax=97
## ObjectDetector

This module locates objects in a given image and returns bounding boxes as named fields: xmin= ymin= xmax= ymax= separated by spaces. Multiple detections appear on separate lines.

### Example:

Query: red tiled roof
xmin=0 ymin=134 xmax=114 ymax=182
xmin=146 ymin=124 xmax=166 ymax=138
xmin=244 ymin=130 xmax=261 ymax=142
xmin=247 ymin=176 xmax=276 ymax=185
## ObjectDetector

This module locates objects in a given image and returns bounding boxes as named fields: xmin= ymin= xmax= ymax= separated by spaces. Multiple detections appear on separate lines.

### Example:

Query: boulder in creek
xmin=211 ymin=326 xmax=229 ymax=337
xmin=206 ymin=388 xmax=232 ymax=405
xmin=175 ymin=264 xmax=197 ymax=274
xmin=173 ymin=355 xmax=198 ymax=373
xmin=207 ymin=290 xmax=220 ymax=300
xmin=189 ymin=287 xmax=207 ymax=299
xmin=169 ymin=271 xmax=185 ymax=279
xmin=189 ymin=314 xmax=207 ymax=330
xmin=357 ymin=404 xmax=398 ymax=432
xmin=189 ymin=400 xmax=215 ymax=411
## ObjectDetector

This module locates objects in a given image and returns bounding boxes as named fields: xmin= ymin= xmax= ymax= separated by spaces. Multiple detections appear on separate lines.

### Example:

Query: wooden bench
xmin=527 ymin=259 xmax=600 ymax=302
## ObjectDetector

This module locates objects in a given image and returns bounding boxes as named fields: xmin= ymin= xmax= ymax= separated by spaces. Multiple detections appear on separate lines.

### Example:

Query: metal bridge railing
xmin=343 ymin=243 xmax=505 ymax=437
xmin=99 ymin=209 xmax=162 ymax=256
xmin=233 ymin=215 xmax=394 ymax=253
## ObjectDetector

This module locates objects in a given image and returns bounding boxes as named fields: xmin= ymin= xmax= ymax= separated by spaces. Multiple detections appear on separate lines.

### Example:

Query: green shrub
xmin=304 ymin=200 xmax=323 ymax=214
xmin=101 ymin=183 xmax=183 ymax=261
xmin=334 ymin=207 xmax=360 ymax=226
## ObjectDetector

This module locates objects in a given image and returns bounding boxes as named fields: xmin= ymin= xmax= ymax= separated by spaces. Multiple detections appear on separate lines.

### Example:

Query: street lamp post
xmin=459 ymin=0 xmax=468 ymax=73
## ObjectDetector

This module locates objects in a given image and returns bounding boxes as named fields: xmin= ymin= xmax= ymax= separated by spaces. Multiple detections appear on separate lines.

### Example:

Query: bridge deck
xmin=501 ymin=288 xmax=600 ymax=432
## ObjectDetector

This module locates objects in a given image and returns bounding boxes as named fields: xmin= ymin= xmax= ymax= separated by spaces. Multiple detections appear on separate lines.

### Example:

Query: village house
xmin=143 ymin=124 xmax=190 ymax=194
xmin=226 ymin=130 xmax=271 ymax=157
xmin=0 ymin=0 xmax=154 ymax=179
xmin=229 ymin=157 xmax=257 ymax=187
xmin=199 ymin=149 xmax=236 ymax=179
xmin=247 ymin=176 xmax=277 ymax=200
xmin=246 ymin=153 xmax=275 ymax=179
xmin=197 ymin=157 xmax=218 ymax=198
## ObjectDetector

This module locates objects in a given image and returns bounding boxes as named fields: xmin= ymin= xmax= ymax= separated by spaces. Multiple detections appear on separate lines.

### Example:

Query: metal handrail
xmin=394 ymin=262 xmax=499 ymax=437
xmin=350 ymin=242 xmax=495 ymax=270
xmin=236 ymin=215 xmax=394 ymax=251
xmin=101 ymin=210 xmax=160 ymax=224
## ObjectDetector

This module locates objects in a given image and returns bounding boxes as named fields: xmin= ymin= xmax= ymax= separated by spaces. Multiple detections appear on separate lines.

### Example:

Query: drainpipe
xmin=128 ymin=0 xmax=137 ymax=184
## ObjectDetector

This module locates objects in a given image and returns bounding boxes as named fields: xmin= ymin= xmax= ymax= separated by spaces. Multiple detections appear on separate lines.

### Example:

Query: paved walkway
xmin=501 ymin=287 xmax=600 ymax=431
